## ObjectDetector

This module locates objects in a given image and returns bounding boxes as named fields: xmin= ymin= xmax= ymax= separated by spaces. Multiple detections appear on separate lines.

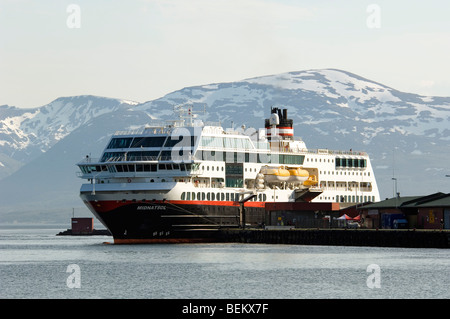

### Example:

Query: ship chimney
xmin=264 ymin=107 xmax=294 ymax=140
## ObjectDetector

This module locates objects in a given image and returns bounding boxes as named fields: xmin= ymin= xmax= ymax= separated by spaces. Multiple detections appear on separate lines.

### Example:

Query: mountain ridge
xmin=0 ymin=69 xmax=449 ymax=223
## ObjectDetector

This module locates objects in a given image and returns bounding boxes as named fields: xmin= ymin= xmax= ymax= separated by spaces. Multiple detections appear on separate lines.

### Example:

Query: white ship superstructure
xmin=77 ymin=106 xmax=380 ymax=243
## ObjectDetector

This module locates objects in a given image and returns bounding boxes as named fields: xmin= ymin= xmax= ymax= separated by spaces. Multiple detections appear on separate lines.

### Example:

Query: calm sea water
xmin=1 ymin=225 xmax=449 ymax=299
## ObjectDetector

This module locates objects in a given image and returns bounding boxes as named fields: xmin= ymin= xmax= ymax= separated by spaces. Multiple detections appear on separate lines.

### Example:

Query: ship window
xmin=159 ymin=151 xmax=172 ymax=161
xmin=128 ymin=151 xmax=159 ymax=161
xmin=207 ymin=193 xmax=211 ymax=201
xmin=101 ymin=152 xmax=126 ymax=162
xmin=201 ymin=136 xmax=224 ymax=148
xmin=197 ymin=192 xmax=201 ymax=200
xmin=254 ymin=142 xmax=270 ymax=150
xmin=223 ymin=138 xmax=233 ymax=149
xmin=181 ymin=192 xmax=186 ymax=200
xmin=257 ymin=153 xmax=272 ymax=164
xmin=131 ymin=136 xmax=166 ymax=148
xmin=226 ymin=163 xmax=243 ymax=175
xmin=279 ymin=154 xmax=305 ymax=165
xmin=226 ymin=177 xmax=243 ymax=188
xmin=202 ymin=192 xmax=206 ymax=200
xmin=226 ymin=193 xmax=230 ymax=201
xmin=107 ymin=138 xmax=133 ymax=149
xmin=211 ymin=193 xmax=215 ymax=201
xmin=234 ymin=152 xmax=244 ymax=163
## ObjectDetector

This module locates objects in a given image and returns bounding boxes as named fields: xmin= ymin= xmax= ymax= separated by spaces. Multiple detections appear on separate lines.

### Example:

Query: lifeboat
xmin=303 ymin=175 xmax=318 ymax=186
xmin=260 ymin=166 xmax=290 ymax=183
xmin=287 ymin=167 xmax=309 ymax=183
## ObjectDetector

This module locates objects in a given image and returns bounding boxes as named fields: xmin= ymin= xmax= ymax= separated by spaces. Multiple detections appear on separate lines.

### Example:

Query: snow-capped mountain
xmin=138 ymin=69 xmax=450 ymax=144
xmin=1 ymin=69 xmax=449 ymax=223
xmin=0 ymin=96 xmax=138 ymax=179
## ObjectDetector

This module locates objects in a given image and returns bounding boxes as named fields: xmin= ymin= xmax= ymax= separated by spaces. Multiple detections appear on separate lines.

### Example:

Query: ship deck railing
xmin=78 ymin=155 xmax=196 ymax=164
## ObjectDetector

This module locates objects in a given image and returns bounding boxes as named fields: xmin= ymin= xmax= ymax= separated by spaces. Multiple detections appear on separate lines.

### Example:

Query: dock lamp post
xmin=392 ymin=178 xmax=398 ymax=196
xmin=392 ymin=178 xmax=398 ymax=208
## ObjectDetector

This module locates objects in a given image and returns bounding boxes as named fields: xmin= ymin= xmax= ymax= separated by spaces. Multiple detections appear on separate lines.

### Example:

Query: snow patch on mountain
xmin=0 ymin=96 xmax=138 ymax=162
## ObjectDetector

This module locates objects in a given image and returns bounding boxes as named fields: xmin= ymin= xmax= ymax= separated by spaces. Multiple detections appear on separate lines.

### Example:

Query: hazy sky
xmin=1 ymin=0 xmax=449 ymax=108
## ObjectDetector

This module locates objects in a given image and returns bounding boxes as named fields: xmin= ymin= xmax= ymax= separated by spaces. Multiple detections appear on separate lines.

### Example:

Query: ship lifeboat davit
xmin=260 ymin=166 xmax=290 ymax=183
xmin=287 ymin=167 xmax=309 ymax=183
xmin=303 ymin=175 xmax=318 ymax=186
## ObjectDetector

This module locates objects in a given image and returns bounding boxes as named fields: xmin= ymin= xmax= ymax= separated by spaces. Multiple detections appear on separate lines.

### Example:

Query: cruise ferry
xmin=77 ymin=106 xmax=380 ymax=243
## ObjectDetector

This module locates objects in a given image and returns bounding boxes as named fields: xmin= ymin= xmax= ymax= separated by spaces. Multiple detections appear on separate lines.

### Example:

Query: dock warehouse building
xmin=358 ymin=192 xmax=450 ymax=230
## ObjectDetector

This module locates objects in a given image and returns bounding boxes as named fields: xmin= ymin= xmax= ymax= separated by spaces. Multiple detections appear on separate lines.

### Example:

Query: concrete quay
xmin=218 ymin=228 xmax=450 ymax=248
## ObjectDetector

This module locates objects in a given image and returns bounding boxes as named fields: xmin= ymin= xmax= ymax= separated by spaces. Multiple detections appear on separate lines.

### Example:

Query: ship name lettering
xmin=137 ymin=205 xmax=166 ymax=211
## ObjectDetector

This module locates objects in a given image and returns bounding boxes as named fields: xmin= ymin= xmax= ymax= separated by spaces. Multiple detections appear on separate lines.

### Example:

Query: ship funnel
xmin=264 ymin=107 xmax=293 ymax=140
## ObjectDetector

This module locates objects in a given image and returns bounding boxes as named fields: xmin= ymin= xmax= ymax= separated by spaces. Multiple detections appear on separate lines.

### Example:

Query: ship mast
xmin=173 ymin=104 xmax=206 ymax=127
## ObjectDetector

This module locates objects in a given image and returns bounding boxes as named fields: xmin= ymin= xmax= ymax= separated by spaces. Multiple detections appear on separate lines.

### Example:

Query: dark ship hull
xmin=82 ymin=197 xmax=265 ymax=244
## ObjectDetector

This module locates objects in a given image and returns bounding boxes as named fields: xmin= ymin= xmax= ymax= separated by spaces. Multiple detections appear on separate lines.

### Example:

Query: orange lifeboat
xmin=303 ymin=175 xmax=318 ymax=186
xmin=260 ymin=166 xmax=290 ymax=183
xmin=287 ymin=167 xmax=309 ymax=183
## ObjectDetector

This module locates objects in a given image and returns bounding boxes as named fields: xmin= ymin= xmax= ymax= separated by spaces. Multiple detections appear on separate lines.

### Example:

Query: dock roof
xmin=360 ymin=192 xmax=450 ymax=209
